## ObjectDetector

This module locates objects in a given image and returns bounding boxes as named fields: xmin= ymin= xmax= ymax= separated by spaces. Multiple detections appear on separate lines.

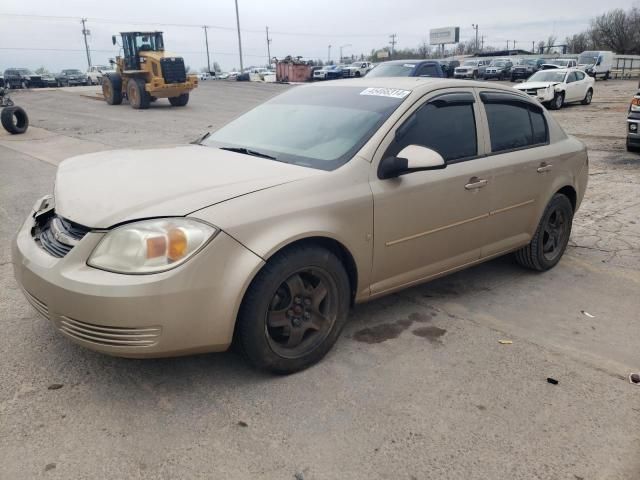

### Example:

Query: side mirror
xmin=378 ymin=145 xmax=446 ymax=179
xmin=112 ymin=35 xmax=117 ymax=45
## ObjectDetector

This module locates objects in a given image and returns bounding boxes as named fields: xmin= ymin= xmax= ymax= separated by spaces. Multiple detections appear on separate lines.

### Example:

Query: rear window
xmin=367 ymin=64 xmax=415 ymax=78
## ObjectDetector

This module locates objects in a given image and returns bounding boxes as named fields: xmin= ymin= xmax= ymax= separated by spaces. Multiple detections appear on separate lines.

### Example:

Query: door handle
xmin=537 ymin=162 xmax=553 ymax=173
xmin=464 ymin=177 xmax=488 ymax=190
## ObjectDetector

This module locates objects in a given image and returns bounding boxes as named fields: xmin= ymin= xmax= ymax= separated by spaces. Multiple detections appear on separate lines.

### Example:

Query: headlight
xmin=88 ymin=218 xmax=217 ymax=274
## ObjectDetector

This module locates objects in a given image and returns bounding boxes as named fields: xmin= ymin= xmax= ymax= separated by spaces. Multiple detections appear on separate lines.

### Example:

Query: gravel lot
xmin=1 ymin=79 xmax=639 ymax=480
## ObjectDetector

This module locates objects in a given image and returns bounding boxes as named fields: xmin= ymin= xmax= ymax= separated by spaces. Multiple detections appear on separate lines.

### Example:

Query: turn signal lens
xmin=631 ymin=97 xmax=640 ymax=112
xmin=167 ymin=228 xmax=188 ymax=261
xmin=88 ymin=218 xmax=217 ymax=274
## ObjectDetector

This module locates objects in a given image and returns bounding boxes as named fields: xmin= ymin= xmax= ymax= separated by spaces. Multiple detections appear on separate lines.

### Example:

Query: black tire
xmin=168 ymin=93 xmax=189 ymax=107
xmin=127 ymin=78 xmax=150 ymax=109
xmin=355 ymin=71 xmax=361 ymax=78
xmin=102 ymin=74 xmax=122 ymax=105
xmin=550 ymin=92 xmax=564 ymax=110
xmin=581 ymin=88 xmax=593 ymax=105
xmin=236 ymin=245 xmax=351 ymax=374
xmin=515 ymin=194 xmax=573 ymax=272
xmin=627 ymin=143 xmax=640 ymax=153
xmin=149 ymin=96 xmax=157 ymax=103
xmin=1 ymin=106 xmax=29 ymax=134
xmin=603 ymin=71 xmax=610 ymax=81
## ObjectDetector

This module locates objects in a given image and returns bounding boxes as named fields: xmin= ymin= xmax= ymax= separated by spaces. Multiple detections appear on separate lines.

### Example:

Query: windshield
xmin=528 ymin=70 xmax=567 ymax=83
xmin=367 ymin=63 xmax=415 ymax=77
xmin=578 ymin=52 xmax=598 ymax=65
xmin=462 ymin=61 xmax=477 ymax=67
xmin=550 ymin=59 xmax=569 ymax=66
xmin=490 ymin=60 xmax=506 ymax=67
xmin=17 ymin=69 xmax=33 ymax=75
xmin=135 ymin=33 xmax=164 ymax=52
xmin=64 ymin=70 xmax=82 ymax=74
xmin=203 ymin=86 xmax=407 ymax=170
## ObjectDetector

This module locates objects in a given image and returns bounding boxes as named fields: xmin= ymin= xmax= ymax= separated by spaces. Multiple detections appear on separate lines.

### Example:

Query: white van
xmin=577 ymin=51 xmax=613 ymax=80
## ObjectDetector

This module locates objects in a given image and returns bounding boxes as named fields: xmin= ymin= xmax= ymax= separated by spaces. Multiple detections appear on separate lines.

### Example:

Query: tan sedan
xmin=12 ymin=78 xmax=588 ymax=373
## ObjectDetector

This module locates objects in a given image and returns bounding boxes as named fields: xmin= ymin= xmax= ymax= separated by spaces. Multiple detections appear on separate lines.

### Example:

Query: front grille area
xmin=160 ymin=57 xmax=187 ymax=84
xmin=23 ymin=289 xmax=49 ymax=319
xmin=32 ymin=212 xmax=91 ymax=258
xmin=59 ymin=316 xmax=161 ymax=347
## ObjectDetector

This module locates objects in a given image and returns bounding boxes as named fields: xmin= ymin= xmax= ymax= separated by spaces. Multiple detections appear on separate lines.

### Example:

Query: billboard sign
xmin=429 ymin=27 xmax=460 ymax=45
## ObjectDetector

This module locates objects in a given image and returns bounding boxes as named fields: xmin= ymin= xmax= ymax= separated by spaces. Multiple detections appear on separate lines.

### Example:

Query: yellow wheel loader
xmin=103 ymin=31 xmax=198 ymax=109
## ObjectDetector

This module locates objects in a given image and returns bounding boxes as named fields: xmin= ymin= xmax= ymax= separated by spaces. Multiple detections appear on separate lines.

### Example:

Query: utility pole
xmin=532 ymin=41 xmax=535 ymax=53
xmin=265 ymin=26 xmax=272 ymax=67
xmin=203 ymin=26 xmax=211 ymax=73
xmin=471 ymin=24 xmax=479 ymax=52
xmin=234 ymin=0 xmax=244 ymax=72
xmin=506 ymin=40 xmax=509 ymax=50
xmin=513 ymin=40 xmax=517 ymax=50
xmin=389 ymin=34 xmax=397 ymax=58
xmin=327 ymin=44 xmax=331 ymax=63
xmin=481 ymin=35 xmax=485 ymax=51
xmin=81 ymin=18 xmax=92 ymax=68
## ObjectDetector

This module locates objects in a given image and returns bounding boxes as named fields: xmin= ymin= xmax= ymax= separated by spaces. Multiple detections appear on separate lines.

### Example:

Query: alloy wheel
xmin=542 ymin=207 xmax=568 ymax=262
xmin=264 ymin=268 xmax=338 ymax=359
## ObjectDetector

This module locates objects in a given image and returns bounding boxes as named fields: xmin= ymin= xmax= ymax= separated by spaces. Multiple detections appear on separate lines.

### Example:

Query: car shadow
xmin=42 ymin=254 xmax=524 ymax=393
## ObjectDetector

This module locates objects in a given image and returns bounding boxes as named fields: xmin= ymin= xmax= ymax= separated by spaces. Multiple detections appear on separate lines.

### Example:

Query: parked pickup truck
xmin=342 ymin=61 xmax=373 ymax=78
xmin=483 ymin=58 xmax=513 ymax=80
xmin=454 ymin=59 xmax=490 ymax=79
xmin=86 ymin=66 xmax=113 ymax=85
xmin=510 ymin=58 xmax=544 ymax=81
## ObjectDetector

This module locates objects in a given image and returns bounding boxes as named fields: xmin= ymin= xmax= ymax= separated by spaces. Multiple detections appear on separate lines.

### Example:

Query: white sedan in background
xmin=514 ymin=68 xmax=594 ymax=110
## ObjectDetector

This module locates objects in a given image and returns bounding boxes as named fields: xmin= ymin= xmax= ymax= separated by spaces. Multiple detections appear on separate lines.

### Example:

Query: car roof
xmin=309 ymin=76 xmax=531 ymax=96
xmin=381 ymin=59 xmax=438 ymax=65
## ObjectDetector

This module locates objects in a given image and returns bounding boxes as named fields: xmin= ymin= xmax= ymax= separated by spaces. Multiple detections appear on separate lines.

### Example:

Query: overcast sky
xmin=0 ymin=0 xmax=636 ymax=72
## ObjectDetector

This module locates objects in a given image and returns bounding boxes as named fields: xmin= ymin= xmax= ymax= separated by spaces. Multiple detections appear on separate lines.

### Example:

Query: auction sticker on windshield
xmin=360 ymin=87 xmax=411 ymax=99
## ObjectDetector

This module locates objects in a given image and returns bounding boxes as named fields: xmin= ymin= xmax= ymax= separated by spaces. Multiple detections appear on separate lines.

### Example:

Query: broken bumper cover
xmin=11 ymin=210 xmax=264 ymax=358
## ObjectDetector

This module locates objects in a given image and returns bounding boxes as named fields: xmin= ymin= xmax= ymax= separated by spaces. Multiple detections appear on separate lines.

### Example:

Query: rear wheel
xmin=1 ymin=106 xmax=29 ymax=134
xmin=169 ymin=93 xmax=189 ymax=106
xmin=515 ymin=194 xmax=573 ymax=271
xmin=102 ymin=74 xmax=122 ymax=105
xmin=236 ymin=245 xmax=350 ymax=374
xmin=127 ymin=78 xmax=150 ymax=109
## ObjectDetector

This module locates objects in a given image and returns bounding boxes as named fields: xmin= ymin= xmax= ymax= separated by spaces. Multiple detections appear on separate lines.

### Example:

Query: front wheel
xmin=550 ymin=92 xmax=564 ymax=110
xmin=236 ymin=245 xmax=351 ymax=374
xmin=102 ymin=74 xmax=122 ymax=105
xmin=515 ymin=194 xmax=573 ymax=271
xmin=127 ymin=78 xmax=150 ymax=109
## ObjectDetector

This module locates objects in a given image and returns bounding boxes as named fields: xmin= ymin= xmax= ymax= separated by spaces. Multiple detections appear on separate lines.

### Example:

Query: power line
xmin=0 ymin=12 xmax=424 ymax=39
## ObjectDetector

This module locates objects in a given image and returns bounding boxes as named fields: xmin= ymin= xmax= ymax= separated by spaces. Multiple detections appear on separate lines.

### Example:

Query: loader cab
xmin=113 ymin=32 xmax=165 ymax=70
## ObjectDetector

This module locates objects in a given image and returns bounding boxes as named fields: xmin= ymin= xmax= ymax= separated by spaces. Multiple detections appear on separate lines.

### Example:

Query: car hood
xmin=54 ymin=145 xmax=321 ymax=228
xmin=515 ymin=81 xmax=560 ymax=90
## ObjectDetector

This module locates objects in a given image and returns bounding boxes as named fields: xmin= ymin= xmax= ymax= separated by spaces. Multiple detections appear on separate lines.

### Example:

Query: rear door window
xmin=480 ymin=92 xmax=548 ymax=152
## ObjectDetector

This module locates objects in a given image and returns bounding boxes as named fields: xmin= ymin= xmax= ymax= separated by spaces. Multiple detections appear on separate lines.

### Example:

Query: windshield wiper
xmin=191 ymin=131 xmax=211 ymax=145
xmin=219 ymin=146 xmax=277 ymax=160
